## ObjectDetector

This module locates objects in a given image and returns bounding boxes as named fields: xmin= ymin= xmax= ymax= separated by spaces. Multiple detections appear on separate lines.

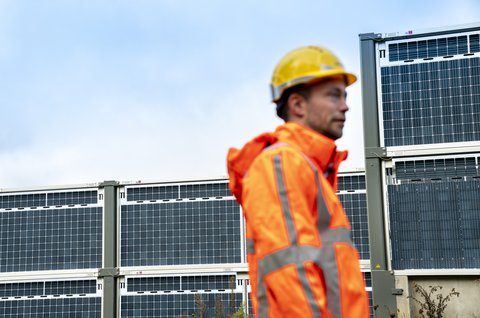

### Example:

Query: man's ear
xmin=287 ymin=93 xmax=306 ymax=119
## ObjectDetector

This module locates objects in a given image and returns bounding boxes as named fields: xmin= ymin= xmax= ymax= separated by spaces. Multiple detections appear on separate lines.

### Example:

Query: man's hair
xmin=275 ymin=84 xmax=311 ymax=122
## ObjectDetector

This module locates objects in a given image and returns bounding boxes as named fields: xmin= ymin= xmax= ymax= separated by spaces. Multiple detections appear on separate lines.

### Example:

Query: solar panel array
xmin=388 ymin=157 xmax=480 ymax=269
xmin=0 ymin=175 xmax=372 ymax=316
xmin=379 ymin=31 xmax=480 ymax=271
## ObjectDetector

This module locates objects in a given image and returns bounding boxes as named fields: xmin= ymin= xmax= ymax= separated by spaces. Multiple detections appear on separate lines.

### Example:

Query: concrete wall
xmin=395 ymin=276 xmax=480 ymax=318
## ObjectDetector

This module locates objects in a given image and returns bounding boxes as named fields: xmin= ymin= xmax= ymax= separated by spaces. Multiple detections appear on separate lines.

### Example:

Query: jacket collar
xmin=274 ymin=122 xmax=348 ymax=174
xmin=227 ymin=122 xmax=348 ymax=201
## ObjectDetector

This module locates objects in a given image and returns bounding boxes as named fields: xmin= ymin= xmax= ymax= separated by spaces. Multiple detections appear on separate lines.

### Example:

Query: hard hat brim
xmin=271 ymin=70 xmax=357 ymax=102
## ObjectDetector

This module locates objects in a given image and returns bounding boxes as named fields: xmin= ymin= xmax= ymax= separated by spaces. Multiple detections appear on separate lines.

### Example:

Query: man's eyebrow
xmin=331 ymin=87 xmax=347 ymax=98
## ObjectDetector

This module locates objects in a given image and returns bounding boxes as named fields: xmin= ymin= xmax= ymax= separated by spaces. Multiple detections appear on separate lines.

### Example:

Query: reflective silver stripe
xmin=271 ymin=75 xmax=316 ymax=101
xmin=257 ymin=245 xmax=323 ymax=318
xmin=321 ymin=227 xmax=353 ymax=245
xmin=323 ymin=242 xmax=341 ymax=318
xmin=257 ymin=281 xmax=268 ymax=318
xmin=257 ymin=231 xmax=352 ymax=274
xmin=297 ymin=266 xmax=322 ymax=318
xmin=273 ymin=155 xmax=297 ymax=245
xmin=246 ymin=238 xmax=255 ymax=254
xmin=314 ymin=168 xmax=332 ymax=232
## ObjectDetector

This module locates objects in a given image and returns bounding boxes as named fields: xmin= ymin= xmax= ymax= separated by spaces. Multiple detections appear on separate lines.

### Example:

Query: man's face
xmin=303 ymin=78 xmax=349 ymax=140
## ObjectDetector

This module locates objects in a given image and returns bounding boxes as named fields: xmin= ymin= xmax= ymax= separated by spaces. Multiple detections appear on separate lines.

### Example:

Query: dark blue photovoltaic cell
xmin=181 ymin=275 xmax=234 ymax=291
xmin=0 ymin=207 xmax=102 ymax=272
xmin=127 ymin=185 xmax=178 ymax=201
xmin=0 ymin=191 xmax=98 ymax=209
xmin=127 ymin=275 xmax=235 ymax=292
xmin=395 ymin=157 xmax=478 ymax=181
xmin=180 ymin=183 xmax=231 ymax=199
xmin=389 ymin=35 xmax=473 ymax=61
xmin=0 ymin=282 xmax=44 ymax=297
xmin=471 ymin=34 xmax=480 ymax=52
xmin=126 ymin=183 xmax=231 ymax=201
xmin=368 ymin=290 xmax=373 ymax=318
xmin=0 ymin=194 xmax=46 ymax=209
xmin=47 ymin=191 xmax=97 ymax=206
xmin=339 ymin=193 xmax=370 ymax=260
xmin=0 ymin=297 xmax=101 ymax=317
xmin=121 ymin=293 xmax=242 ymax=318
xmin=338 ymin=175 xmax=366 ymax=191
xmin=381 ymin=57 xmax=480 ymax=147
xmin=388 ymin=179 xmax=480 ymax=269
xmin=44 ymin=280 xmax=97 ymax=295
xmin=0 ymin=280 xmax=96 ymax=297
xmin=127 ymin=277 xmax=181 ymax=292
xmin=121 ymin=200 xmax=241 ymax=266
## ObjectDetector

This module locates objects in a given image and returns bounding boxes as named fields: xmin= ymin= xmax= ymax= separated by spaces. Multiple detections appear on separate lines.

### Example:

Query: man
xmin=227 ymin=46 xmax=370 ymax=317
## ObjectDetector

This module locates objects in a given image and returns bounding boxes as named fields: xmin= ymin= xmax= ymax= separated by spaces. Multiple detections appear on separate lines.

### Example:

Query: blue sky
xmin=1 ymin=0 xmax=480 ymax=188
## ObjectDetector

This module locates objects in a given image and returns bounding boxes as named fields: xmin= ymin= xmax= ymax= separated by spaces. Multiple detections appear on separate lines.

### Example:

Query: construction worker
xmin=227 ymin=46 xmax=370 ymax=317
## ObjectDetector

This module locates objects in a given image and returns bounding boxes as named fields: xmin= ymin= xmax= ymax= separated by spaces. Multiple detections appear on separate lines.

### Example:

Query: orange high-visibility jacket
xmin=227 ymin=122 xmax=370 ymax=318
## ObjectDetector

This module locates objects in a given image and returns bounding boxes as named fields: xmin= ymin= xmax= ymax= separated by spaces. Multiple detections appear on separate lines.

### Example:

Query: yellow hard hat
xmin=270 ymin=46 xmax=357 ymax=102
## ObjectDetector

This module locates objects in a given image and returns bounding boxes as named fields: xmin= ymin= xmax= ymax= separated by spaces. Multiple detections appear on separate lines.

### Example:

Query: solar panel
xmin=337 ymin=174 xmax=370 ymax=261
xmin=47 ymin=190 xmax=97 ymax=206
xmin=121 ymin=275 xmax=242 ymax=318
xmin=120 ymin=292 xmax=243 ymax=318
xmin=337 ymin=175 xmax=366 ymax=191
xmin=0 ymin=297 xmax=101 ymax=317
xmin=0 ymin=279 xmax=100 ymax=317
xmin=0 ymin=207 xmax=103 ymax=272
xmin=0 ymin=280 xmax=97 ymax=297
xmin=388 ymin=158 xmax=480 ymax=269
xmin=120 ymin=199 xmax=242 ymax=266
xmin=0 ymin=282 xmax=44 ymax=298
xmin=387 ymin=34 xmax=478 ymax=62
xmin=381 ymin=57 xmax=480 ymax=147
xmin=126 ymin=182 xmax=231 ymax=201
xmin=395 ymin=157 xmax=478 ymax=181
xmin=0 ymin=194 xmax=46 ymax=209
xmin=179 ymin=183 xmax=231 ymax=199
xmin=471 ymin=34 xmax=480 ymax=52
xmin=44 ymin=280 xmax=97 ymax=295
xmin=338 ymin=193 xmax=370 ymax=260
xmin=126 ymin=275 xmax=235 ymax=292
xmin=126 ymin=277 xmax=181 ymax=293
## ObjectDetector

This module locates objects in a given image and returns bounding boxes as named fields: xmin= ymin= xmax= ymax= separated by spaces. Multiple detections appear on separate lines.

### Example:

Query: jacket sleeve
xmin=242 ymin=147 xmax=325 ymax=317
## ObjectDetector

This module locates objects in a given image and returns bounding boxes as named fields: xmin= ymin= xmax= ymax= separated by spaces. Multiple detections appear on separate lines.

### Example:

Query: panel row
xmin=388 ymin=33 xmax=480 ymax=62
xmin=126 ymin=182 xmax=231 ymax=201
xmin=0 ymin=190 xmax=97 ymax=209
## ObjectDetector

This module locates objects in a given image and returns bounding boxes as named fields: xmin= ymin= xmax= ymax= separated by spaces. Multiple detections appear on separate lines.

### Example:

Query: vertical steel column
xmin=100 ymin=181 xmax=120 ymax=318
xmin=359 ymin=33 xmax=397 ymax=317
